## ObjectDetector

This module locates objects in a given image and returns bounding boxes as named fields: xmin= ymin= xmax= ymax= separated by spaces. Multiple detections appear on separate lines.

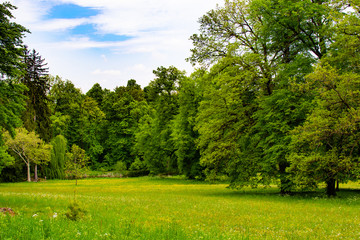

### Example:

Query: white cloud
xmin=3 ymin=0 xmax=223 ymax=92
xmin=101 ymin=54 xmax=108 ymax=62
xmin=33 ymin=18 xmax=88 ymax=32
xmin=48 ymin=37 xmax=125 ymax=49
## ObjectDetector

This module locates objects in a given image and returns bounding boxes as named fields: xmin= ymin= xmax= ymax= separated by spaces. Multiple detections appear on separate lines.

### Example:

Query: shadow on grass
xmin=202 ymin=187 xmax=360 ymax=201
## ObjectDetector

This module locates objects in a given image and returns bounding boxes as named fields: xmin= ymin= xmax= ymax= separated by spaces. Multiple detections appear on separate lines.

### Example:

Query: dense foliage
xmin=1 ymin=0 xmax=360 ymax=196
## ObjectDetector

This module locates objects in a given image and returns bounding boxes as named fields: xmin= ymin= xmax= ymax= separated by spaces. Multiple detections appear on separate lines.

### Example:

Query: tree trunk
xmin=279 ymin=161 xmax=291 ymax=194
xmin=326 ymin=178 xmax=336 ymax=197
xmin=27 ymin=163 xmax=31 ymax=182
xmin=34 ymin=164 xmax=38 ymax=182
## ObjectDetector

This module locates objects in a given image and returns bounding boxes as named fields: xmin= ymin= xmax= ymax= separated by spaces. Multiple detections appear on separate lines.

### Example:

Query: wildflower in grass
xmin=53 ymin=212 xmax=57 ymax=218
xmin=32 ymin=214 xmax=38 ymax=217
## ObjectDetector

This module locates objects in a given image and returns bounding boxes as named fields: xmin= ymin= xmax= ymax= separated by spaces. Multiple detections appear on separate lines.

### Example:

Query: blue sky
xmin=46 ymin=4 xmax=100 ymax=19
xmin=4 ymin=0 xmax=222 ymax=92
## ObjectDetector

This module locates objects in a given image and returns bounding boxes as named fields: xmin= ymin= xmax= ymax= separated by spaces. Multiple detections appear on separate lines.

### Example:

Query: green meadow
xmin=0 ymin=177 xmax=360 ymax=239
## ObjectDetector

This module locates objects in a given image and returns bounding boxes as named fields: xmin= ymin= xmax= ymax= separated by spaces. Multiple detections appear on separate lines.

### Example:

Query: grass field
xmin=0 ymin=177 xmax=360 ymax=239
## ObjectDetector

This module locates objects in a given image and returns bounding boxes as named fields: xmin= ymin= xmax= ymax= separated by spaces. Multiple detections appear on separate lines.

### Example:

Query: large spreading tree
xmin=189 ymin=0 xmax=351 ymax=193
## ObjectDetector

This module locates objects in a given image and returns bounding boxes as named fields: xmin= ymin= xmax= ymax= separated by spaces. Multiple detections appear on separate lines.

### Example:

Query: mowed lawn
xmin=0 ymin=177 xmax=359 ymax=239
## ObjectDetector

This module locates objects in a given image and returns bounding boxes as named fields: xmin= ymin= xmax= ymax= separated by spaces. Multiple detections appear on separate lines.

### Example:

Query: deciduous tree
xmin=4 ymin=128 xmax=51 ymax=182
xmin=65 ymin=144 xmax=89 ymax=185
xmin=46 ymin=135 xmax=67 ymax=179
xmin=171 ymin=71 xmax=204 ymax=179
xmin=0 ymin=2 xmax=28 ymax=174
xmin=0 ymin=2 xmax=28 ymax=79
xmin=135 ymin=66 xmax=184 ymax=174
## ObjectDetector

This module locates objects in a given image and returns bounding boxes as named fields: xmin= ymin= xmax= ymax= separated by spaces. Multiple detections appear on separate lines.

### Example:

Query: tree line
xmin=1 ymin=0 xmax=360 ymax=196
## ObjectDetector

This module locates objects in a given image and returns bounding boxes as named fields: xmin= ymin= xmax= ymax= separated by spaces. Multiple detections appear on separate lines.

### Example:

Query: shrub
xmin=114 ymin=161 xmax=127 ymax=173
xmin=65 ymin=202 xmax=88 ymax=221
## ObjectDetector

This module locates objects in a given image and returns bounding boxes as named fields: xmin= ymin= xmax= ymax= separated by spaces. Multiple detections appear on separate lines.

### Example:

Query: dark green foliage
xmin=21 ymin=47 xmax=52 ymax=142
xmin=101 ymin=80 xmax=145 ymax=168
xmin=135 ymin=66 xmax=184 ymax=174
xmin=195 ymin=57 xmax=260 ymax=184
xmin=171 ymin=71 xmax=204 ymax=179
xmin=0 ymin=2 xmax=28 ymax=174
xmin=0 ymin=160 xmax=25 ymax=182
xmin=0 ymin=2 xmax=29 ymax=79
xmin=86 ymin=83 xmax=106 ymax=106
xmin=79 ymin=96 xmax=105 ymax=167
xmin=48 ymin=77 xmax=105 ymax=168
xmin=188 ymin=0 xmax=356 ymax=194
xmin=0 ymin=81 xmax=26 ymax=173
xmin=48 ymin=77 xmax=83 ymax=146
xmin=288 ymin=66 xmax=360 ymax=196
xmin=49 ymin=76 xmax=83 ymax=116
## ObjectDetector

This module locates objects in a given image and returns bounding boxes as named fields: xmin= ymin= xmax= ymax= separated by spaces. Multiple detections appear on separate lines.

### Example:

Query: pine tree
xmin=21 ymin=47 xmax=52 ymax=142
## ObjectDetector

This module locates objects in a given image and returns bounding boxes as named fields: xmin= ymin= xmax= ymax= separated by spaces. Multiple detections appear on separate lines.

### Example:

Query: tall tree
xmin=195 ymin=57 xmax=260 ymax=184
xmin=101 ymin=79 xmax=144 ymax=168
xmin=0 ymin=2 xmax=28 ymax=173
xmin=288 ymin=66 xmax=360 ymax=196
xmin=21 ymin=47 xmax=51 ymax=142
xmin=171 ymin=71 xmax=204 ymax=179
xmin=288 ymin=4 xmax=360 ymax=196
xmin=48 ymin=77 xmax=83 ymax=147
xmin=79 ymin=96 xmax=105 ymax=167
xmin=189 ymin=0 xmax=341 ymax=192
xmin=0 ymin=82 xmax=26 ymax=173
xmin=135 ymin=66 xmax=184 ymax=174
xmin=0 ymin=2 xmax=29 ymax=79
xmin=86 ymin=83 xmax=106 ymax=107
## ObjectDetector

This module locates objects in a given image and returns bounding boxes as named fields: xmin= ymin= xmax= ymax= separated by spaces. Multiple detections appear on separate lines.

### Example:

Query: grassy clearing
xmin=0 ymin=177 xmax=360 ymax=239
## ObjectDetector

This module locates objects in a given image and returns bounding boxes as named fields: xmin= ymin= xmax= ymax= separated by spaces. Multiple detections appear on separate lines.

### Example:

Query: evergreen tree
xmin=21 ymin=47 xmax=52 ymax=142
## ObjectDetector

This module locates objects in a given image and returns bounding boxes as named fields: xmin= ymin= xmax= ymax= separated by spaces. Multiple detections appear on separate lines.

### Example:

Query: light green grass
xmin=0 ymin=177 xmax=360 ymax=239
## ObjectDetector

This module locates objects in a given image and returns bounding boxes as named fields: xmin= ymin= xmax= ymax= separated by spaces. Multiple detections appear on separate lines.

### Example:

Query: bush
xmin=114 ymin=161 xmax=127 ymax=173
xmin=129 ymin=157 xmax=147 ymax=171
xmin=127 ymin=169 xmax=150 ymax=177
xmin=65 ymin=202 xmax=88 ymax=221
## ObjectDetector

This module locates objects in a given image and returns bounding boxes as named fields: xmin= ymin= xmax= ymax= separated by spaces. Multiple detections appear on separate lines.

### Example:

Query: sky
xmin=4 ymin=0 xmax=222 ymax=93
